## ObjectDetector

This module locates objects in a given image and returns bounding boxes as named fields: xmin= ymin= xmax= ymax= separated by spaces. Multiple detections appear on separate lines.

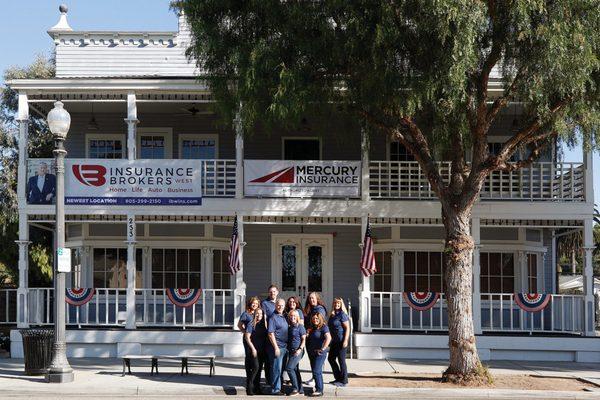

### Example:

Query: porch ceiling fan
xmin=174 ymin=105 xmax=214 ymax=117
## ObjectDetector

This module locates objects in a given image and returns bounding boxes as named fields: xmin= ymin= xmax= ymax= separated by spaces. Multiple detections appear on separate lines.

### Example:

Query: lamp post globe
xmin=47 ymin=101 xmax=71 ymax=140
xmin=46 ymin=100 xmax=74 ymax=383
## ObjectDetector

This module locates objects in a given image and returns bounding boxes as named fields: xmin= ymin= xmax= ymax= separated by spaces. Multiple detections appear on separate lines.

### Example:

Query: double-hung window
xmin=137 ymin=128 xmax=173 ymax=159
xmin=212 ymin=249 xmax=232 ymax=289
xmin=403 ymin=251 xmax=445 ymax=292
xmin=86 ymin=134 xmax=125 ymax=159
xmin=151 ymin=248 xmax=202 ymax=289
xmin=179 ymin=134 xmax=218 ymax=159
xmin=480 ymin=252 xmax=515 ymax=293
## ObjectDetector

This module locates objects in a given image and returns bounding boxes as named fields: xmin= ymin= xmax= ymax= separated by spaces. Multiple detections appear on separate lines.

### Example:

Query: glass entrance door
xmin=272 ymin=235 xmax=332 ymax=306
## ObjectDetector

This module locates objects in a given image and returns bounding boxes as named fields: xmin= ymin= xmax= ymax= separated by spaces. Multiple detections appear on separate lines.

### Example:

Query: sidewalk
xmin=0 ymin=357 xmax=599 ymax=399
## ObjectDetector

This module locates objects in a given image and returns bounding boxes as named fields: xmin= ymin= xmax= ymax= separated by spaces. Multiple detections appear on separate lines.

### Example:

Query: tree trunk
xmin=441 ymin=202 xmax=484 ymax=383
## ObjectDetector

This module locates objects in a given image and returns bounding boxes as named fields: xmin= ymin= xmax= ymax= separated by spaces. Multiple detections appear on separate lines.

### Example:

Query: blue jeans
xmin=309 ymin=349 xmax=328 ymax=393
xmin=285 ymin=349 xmax=304 ymax=393
xmin=268 ymin=347 xmax=288 ymax=393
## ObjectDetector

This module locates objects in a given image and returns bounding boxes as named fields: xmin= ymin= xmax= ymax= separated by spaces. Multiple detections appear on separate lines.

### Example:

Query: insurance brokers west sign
xmin=64 ymin=159 xmax=202 ymax=205
xmin=244 ymin=160 xmax=361 ymax=198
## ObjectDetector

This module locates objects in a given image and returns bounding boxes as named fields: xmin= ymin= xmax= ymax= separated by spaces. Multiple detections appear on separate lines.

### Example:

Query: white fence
xmin=369 ymin=161 xmax=585 ymax=201
xmin=0 ymin=288 xmax=237 ymax=328
xmin=369 ymin=292 xmax=448 ymax=331
xmin=367 ymin=291 xmax=586 ymax=335
xmin=480 ymin=293 xmax=585 ymax=334
xmin=0 ymin=289 xmax=17 ymax=324
xmin=135 ymin=288 xmax=237 ymax=328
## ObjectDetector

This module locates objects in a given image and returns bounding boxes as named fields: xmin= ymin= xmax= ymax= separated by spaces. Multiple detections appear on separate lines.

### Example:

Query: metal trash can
xmin=19 ymin=329 xmax=54 ymax=375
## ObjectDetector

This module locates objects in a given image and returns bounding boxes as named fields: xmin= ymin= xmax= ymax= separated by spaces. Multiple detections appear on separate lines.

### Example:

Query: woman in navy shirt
xmin=285 ymin=296 xmax=305 ymax=326
xmin=327 ymin=297 xmax=350 ymax=386
xmin=306 ymin=313 xmax=331 ymax=396
xmin=303 ymin=292 xmax=327 ymax=327
xmin=239 ymin=296 xmax=260 ymax=391
xmin=285 ymin=311 xmax=306 ymax=395
xmin=244 ymin=308 xmax=267 ymax=395
xmin=238 ymin=296 xmax=260 ymax=331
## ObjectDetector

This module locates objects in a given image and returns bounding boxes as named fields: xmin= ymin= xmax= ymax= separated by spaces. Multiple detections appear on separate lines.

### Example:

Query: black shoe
xmin=328 ymin=380 xmax=339 ymax=385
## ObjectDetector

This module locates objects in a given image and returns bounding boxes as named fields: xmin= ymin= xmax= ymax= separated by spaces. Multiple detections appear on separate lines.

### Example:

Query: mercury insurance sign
xmin=244 ymin=160 xmax=361 ymax=198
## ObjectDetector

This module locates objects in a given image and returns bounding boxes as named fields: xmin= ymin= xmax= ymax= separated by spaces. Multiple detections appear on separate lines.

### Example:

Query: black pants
xmin=245 ymin=349 xmax=267 ymax=393
xmin=328 ymin=342 xmax=348 ymax=384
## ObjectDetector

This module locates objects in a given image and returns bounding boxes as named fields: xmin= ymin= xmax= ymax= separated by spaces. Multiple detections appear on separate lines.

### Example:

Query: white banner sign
xmin=244 ymin=160 xmax=361 ymax=198
xmin=56 ymin=247 xmax=71 ymax=273
xmin=64 ymin=159 xmax=202 ymax=206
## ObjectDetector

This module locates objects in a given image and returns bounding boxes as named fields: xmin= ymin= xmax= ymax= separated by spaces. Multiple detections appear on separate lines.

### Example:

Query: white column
xmin=16 ymin=219 xmax=29 ymax=328
xmin=583 ymin=218 xmax=595 ymax=336
xmin=125 ymin=214 xmax=137 ymax=329
xmin=17 ymin=92 xmax=29 ymax=204
xmin=584 ymin=150 xmax=594 ymax=205
xmin=471 ymin=218 xmax=482 ymax=334
xmin=125 ymin=92 xmax=138 ymax=160
xmin=233 ymin=215 xmax=247 ymax=330
xmin=234 ymin=109 xmax=244 ymax=199
xmin=360 ymin=128 xmax=370 ymax=202
xmin=359 ymin=215 xmax=372 ymax=332
xmin=202 ymin=247 xmax=213 ymax=289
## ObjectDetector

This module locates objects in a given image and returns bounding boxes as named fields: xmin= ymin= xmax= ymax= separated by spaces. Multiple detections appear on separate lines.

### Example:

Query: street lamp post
xmin=46 ymin=101 xmax=74 ymax=383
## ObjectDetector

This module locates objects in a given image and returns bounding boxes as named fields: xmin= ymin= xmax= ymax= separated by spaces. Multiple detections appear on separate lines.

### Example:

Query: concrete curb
xmin=2 ymin=385 xmax=600 ymax=399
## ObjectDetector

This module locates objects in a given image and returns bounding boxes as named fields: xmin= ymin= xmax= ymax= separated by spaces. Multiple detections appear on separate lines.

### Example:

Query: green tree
xmin=0 ymin=54 xmax=55 ymax=287
xmin=179 ymin=1 xmax=600 ymax=381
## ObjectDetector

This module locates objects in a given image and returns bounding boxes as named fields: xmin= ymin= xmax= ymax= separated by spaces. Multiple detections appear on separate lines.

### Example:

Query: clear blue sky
xmin=1 ymin=1 xmax=598 ymax=204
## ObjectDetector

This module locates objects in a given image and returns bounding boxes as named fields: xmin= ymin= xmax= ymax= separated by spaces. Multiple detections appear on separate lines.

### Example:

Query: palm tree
xmin=556 ymin=205 xmax=600 ymax=275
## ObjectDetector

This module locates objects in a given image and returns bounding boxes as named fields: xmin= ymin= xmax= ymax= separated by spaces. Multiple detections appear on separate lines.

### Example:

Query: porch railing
xmin=369 ymin=292 xmax=448 ymax=331
xmin=367 ymin=291 xmax=586 ymax=335
xmin=135 ymin=288 xmax=237 ymax=328
xmin=369 ymin=161 xmax=585 ymax=201
xmin=26 ymin=288 xmax=127 ymax=327
xmin=4 ymin=288 xmax=236 ymax=328
xmin=480 ymin=293 xmax=585 ymax=334
xmin=0 ymin=288 xmax=17 ymax=324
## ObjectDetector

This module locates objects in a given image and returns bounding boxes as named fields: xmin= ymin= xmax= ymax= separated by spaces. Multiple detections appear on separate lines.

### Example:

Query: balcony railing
xmin=0 ymin=287 xmax=238 ymax=328
xmin=24 ymin=158 xmax=586 ymax=203
xmin=367 ymin=291 xmax=586 ymax=335
xmin=369 ymin=161 xmax=585 ymax=201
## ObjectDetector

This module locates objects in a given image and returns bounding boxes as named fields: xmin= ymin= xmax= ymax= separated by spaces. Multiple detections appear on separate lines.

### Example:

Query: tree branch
xmin=495 ymin=136 xmax=555 ymax=172
xmin=359 ymin=110 xmax=446 ymax=197
xmin=495 ymin=97 xmax=570 ymax=163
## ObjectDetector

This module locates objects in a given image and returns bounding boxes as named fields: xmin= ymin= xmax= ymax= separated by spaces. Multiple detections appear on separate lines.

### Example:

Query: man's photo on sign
xmin=27 ymin=161 xmax=56 ymax=204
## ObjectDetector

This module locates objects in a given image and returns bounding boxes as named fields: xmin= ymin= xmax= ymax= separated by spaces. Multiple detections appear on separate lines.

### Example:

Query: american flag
xmin=228 ymin=216 xmax=241 ymax=275
xmin=360 ymin=221 xmax=377 ymax=277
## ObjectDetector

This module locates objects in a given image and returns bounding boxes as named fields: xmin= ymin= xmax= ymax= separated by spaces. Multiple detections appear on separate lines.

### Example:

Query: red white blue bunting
xmin=166 ymin=288 xmax=202 ymax=308
xmin=402 ymin=292 xmax=440 ymax=311
xmin=65 ymin=288 xmax=95 ymax=306
xmin=514 ymin=293 xmax=551 ymax=312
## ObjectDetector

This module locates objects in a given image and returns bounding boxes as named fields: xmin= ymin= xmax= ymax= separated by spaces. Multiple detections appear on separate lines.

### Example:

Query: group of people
xmin=238 ymin=285 xmax=350 ymax=396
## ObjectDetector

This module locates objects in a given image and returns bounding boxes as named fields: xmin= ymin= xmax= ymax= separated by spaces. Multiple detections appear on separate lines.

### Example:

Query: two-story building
xmin=2 ymin=7 xmax=598 ymax=362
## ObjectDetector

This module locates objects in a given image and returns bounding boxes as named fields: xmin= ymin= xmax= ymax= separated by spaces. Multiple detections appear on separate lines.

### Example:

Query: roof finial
xmin=48 ymin=4 xmax=73 ymax=33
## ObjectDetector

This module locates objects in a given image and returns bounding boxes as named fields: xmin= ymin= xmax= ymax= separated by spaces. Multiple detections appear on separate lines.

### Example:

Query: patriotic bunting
xmin=514 ymin=293 xmax=551 ymax=312
xmin=403 ymin=292 xmax=440 ymax=311
xmin=360 ymin=220 xmax=376 ymax=277
xmin=166 ymin=288 xmax=202 ymax=308
xmin=65 ymin=288 xmax=95 ymax=306
xmin=228 ymin=215 xmax=241 ymax=275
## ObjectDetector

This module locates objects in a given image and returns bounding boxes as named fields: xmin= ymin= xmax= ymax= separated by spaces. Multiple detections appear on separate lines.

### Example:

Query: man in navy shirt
xmin=261 ymin=284 xmax=279 ymax=320
xmin=267 ymin=298 xmax=288 ymax=395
